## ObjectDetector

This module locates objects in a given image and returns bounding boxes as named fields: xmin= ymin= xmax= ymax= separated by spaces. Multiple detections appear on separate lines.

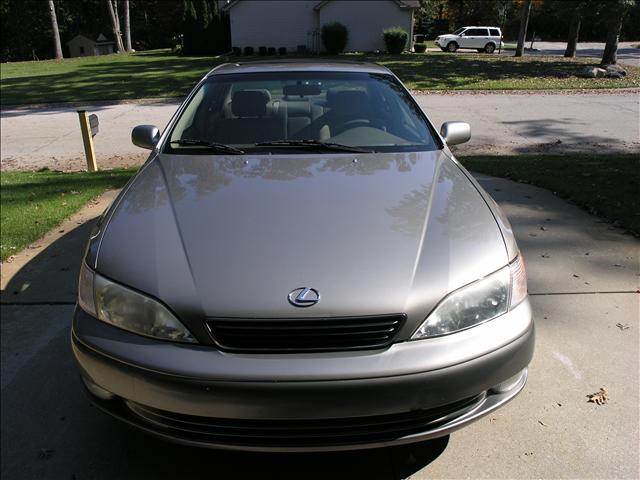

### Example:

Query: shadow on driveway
xmin=0 ymin=219 xmax=449 ymax=480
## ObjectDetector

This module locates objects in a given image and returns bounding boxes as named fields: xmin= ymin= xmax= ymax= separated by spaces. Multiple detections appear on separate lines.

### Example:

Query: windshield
xmin=165 ymin=71 xmax=440 ymax=154
xmin=452 ymin=28 xmax=465 ymax=35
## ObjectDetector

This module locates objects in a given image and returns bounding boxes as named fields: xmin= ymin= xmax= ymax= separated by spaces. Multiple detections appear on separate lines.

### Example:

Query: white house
xmin=221 ymin=0 xmax=419 ymax=53
xmin=66 ymin=34 xmax=115 ymax=57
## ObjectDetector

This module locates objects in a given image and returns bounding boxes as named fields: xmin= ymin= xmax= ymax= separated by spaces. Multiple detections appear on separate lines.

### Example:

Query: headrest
xmin=232 ymin=90 xmax=271 ymax=117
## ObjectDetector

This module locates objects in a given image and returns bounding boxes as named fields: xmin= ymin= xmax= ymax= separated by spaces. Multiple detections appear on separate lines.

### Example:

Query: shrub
xmin=232 ymin=46 xmax=241 ymax=56
xmin=267 ymin=47 xmax=276 ymax=55
xmin=278 ymin=47 xmax=287 ymax=55
xmin=258 ymin=46 xmax=267 ymax=56
xmin=383 ymin=27 xmax=408 ymax=54
xmin=243 ymin=46 xmax=254 ymax=55
xmin=414 ymin=43 xmax=426 ymax=53
xmin=321 ymin=22 xmax=348 ymax=54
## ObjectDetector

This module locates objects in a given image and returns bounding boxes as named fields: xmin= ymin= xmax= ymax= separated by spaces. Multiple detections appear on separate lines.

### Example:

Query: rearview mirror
xmin=283 ymin=84 xmax=321 ymax=97
xmin=440 ymin=121 xmax=471 ymax=146
xmin=132 ymin=125 xmax=160 ymax=150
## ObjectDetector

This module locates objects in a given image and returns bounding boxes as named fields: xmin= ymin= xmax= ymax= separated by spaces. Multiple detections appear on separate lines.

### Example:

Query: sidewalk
xmin=1 ymin=174 xmax=638 ymax=479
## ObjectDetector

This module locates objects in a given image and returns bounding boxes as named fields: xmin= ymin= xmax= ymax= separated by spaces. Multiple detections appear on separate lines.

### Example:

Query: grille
xmin=125 ymin=393 xmax=485 ymax=448
xmin=205 ymin=314 xmax=406 ymax=353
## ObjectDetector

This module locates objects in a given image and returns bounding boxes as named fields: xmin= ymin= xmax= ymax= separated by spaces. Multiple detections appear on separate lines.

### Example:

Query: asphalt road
xmin=1 ymin=91 xmax=639 ymax=171
xmin=426 ymin=41 xmax=640 ymax=67
xmin=503 ymin=42 xmax=640 ymax=67
xmin=1 ymin=174 xmax=638 ymax=480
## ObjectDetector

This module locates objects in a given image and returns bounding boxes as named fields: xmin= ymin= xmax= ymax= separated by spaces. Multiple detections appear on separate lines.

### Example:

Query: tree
xmin=47 ymin=0 xmax=63 ymax=59
xmin=515 ymin=0 xmax=533 ymax=57
xmin=181 ymin=0 xmax=228 ymax=55
xmin=106 ymin=0 xmax=125 ymax=53
xmin=564 ymin=1 xmax=585 ymax=57
xmin=601 ymin=0 xmax=634 ymax=65
xmin=123 ymin=0 xmax=132 ymax=52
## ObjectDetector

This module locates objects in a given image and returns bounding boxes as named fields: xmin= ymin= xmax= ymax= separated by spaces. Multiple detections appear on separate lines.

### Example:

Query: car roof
xmin=206 ymin=59 xmax=393 ymax=77
xmin=460 ymin=26 xmax=500 ymax=29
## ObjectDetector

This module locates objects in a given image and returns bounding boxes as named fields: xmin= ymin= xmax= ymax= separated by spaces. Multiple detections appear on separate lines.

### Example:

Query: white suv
xmin=435 ymin=27 xmax=503 ymax=53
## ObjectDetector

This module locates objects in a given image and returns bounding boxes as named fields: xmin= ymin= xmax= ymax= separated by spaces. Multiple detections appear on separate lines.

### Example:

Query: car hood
xmin=97 ymin=151 xmax=508 ymax=338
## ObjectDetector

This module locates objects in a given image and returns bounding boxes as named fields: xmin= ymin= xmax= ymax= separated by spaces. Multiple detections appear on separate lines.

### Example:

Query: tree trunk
xmin=515 ymin=0 xmax=532 ymax=57
xmin=564 ymin=12 xmax=581 ymax=57
xmin=123 ymin=0 xmax=132 ymax=52
xmin=601 ymin=4 xmax=625 ymax=66
xmin=106 ymin=0 xmax=125 ymax=53
xmin=48 ymin=0 xmax=63 ymax=60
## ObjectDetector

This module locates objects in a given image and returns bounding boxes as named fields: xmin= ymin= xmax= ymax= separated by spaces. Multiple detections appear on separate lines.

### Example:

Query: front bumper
xmin=71 ymin=301 xmax=534 ymax=451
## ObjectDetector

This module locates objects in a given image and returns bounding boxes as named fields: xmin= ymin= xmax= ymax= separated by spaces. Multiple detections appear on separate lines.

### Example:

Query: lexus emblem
xmin=288 ymin=287 xmax=320 ymax=307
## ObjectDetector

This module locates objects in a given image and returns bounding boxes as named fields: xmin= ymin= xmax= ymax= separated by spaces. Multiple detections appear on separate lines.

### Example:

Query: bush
xmin=414 ymin=43 xmax=426 ymax=53
xmin=267 ymin=47 xmax=276 ymax=55
xmin=243 ymin=46 xmax=254 ymax=55
xmin=278 ymin=47 xmax=287 ymax=55
xmin=259 ymin=46 xmax=267 ymax=56
xmin=383 ymin=27 xmax=408 ymax=54
xmin=232 ymin=46 xmax=241 ymax=56
xmin=321 ymin=22 xmax=348 ymax=54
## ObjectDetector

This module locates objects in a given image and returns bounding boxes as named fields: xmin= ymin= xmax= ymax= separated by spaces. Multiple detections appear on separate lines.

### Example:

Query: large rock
xmin=581 ymin=66 xmax=607 ymax=78
xmin=605 ymin=65 xmax=627 ymax=78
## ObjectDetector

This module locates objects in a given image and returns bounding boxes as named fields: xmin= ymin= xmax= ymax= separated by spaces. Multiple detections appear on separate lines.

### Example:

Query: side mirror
xmin=132 ymin=125 xmax=160 ymax=150
xmin=459 ymin=33 xmax=465 ymax=37
xmin=440 ymin=121 xmax=471 ymax=146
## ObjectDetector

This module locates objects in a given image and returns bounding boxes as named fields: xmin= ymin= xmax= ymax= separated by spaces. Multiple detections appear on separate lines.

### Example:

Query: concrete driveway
xmin=1 ymin=91 xmax=638 ymax=171
xmin=1 ymin=173 xmax=638 ymax=479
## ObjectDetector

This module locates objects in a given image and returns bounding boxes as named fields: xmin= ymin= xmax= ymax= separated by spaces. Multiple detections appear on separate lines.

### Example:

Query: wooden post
xmin=77 ymin=110 xmax=98 ymax=172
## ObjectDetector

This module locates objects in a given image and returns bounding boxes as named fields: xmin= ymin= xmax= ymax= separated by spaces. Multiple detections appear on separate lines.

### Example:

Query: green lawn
xmin=0 ymin=168 xmax=136 ymax=261
xmin=1 ymin=49 xmax=638 ymax=105
xmin=460 ymin=154 xmax=640 ymax=235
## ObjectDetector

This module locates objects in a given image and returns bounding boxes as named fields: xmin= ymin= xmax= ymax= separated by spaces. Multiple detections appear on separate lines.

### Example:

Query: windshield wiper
xmin=169 ymin=139 xmax=245 ymax=154
xmin=255 ymin=140 xmax=374 ymax=153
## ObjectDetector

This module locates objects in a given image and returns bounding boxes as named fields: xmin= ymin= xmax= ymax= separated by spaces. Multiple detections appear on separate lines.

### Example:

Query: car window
xmin=490 ymin=29 xmax=500 ymax=36
xmin=466 ymin=29 xmax=487 ymax=36
xmin=452 ymin=28 xmax=465 ymax=35
xmin=165 ymin=71 xmax=440 ymax=154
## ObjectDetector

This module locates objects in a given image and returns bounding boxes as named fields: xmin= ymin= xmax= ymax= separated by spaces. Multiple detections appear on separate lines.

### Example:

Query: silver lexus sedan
xmin=72 ymin=60 xmax=534 ymax=451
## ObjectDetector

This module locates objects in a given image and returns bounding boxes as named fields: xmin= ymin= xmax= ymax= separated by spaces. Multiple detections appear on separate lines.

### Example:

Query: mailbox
xmin=89 ymin=114 xmax=99 ymax=137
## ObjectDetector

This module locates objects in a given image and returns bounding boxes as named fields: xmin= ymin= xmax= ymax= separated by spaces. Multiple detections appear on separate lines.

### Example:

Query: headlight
xmin=78 ymin=263 xmax=196 ymax=343
xmin=412 ymin=255 xmax=527 ymax=339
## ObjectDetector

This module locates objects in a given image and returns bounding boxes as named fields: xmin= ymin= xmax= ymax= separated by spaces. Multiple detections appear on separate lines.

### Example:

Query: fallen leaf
xmin=586 ymin=387 xmax=608 ymax=405
xmin=572 ymin=274 xmax=580 ymax=278
xmin=539 ymin=226 xmax=547 ymax=231
xmin=541 ymin=254 xmax=550 ymax=258
xmin=538 ymin=419 xmax=547 ymax=427
xmin=616 ymin=323 xmax=630 ymax=331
